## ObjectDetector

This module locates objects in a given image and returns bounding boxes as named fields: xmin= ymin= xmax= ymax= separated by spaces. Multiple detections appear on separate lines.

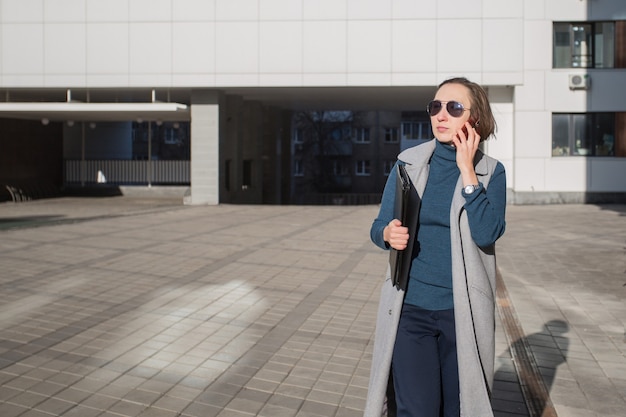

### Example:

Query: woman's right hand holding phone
xmin=384 ymin=219 xmax=409 ymax=250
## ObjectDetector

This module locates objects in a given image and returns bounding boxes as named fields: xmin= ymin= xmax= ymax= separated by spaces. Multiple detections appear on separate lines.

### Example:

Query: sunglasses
xmin=426 ymin=100 xmax=470 ymax=118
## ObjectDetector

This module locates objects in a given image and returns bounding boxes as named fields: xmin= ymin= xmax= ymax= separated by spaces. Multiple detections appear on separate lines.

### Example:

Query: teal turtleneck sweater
xmin=404 ymin=140 xmax=458 ymax=310
xmin=370 ymin=139 xmax=507 ymax=311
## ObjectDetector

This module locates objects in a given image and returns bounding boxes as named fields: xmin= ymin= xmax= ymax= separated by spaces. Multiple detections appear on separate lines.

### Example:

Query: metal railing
xmin=64 ymin=160 xmax=190 ymax=185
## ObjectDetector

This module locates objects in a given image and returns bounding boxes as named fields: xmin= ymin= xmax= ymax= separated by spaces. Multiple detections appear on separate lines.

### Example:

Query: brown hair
xmin=438 ymin=77 xmax=497 ymax=141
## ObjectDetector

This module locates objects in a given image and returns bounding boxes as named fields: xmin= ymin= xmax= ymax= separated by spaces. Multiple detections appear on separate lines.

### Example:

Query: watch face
xmin=464 ymin=185 xmax=476 ymax=194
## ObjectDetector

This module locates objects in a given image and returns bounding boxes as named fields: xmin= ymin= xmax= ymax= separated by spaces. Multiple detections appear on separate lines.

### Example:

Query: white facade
xmin=1 ymin=0 xmax=625 ymax=204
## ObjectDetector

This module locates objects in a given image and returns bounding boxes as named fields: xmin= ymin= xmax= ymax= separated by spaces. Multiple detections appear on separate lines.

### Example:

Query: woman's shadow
xmin=493 ymin=319 xmax=570 ymax=416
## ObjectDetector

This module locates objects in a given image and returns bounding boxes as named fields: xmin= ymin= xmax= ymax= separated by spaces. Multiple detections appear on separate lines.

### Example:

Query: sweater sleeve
xmin=370 ymin=162 xmax=400 ymax=250
xmin=462 ymin=162 xmax=507 ymax=248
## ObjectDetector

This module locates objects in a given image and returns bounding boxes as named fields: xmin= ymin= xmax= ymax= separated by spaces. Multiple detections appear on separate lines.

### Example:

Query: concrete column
xmin=189 ymin=90 xmax=222 ymax=205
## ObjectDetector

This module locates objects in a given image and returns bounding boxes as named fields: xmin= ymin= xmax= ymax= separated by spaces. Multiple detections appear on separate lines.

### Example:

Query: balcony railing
xmin=64 ymin=160 xmax=190 ymax=185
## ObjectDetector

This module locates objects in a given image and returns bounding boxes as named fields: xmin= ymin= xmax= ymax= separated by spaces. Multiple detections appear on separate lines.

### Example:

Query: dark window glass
xmin=552 ymin=113 xmax=616 ymax=157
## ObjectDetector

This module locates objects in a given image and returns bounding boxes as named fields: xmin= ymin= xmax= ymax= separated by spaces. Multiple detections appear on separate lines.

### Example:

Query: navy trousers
xmin=391 ymin=304 xmax=460 ymax=417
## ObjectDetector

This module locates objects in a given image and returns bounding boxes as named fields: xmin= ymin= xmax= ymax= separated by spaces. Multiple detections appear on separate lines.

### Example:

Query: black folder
xmin=388 ymin=164 xmax=420 ymax=291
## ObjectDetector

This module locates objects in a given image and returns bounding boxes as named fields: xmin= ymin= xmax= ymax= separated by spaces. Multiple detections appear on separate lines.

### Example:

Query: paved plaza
xmin=0 ymin=197 xmax=624 ymax=417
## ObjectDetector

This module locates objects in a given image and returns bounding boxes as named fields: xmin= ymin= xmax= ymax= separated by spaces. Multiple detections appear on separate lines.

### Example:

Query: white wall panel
xmin=483 ymin=19 xmax=523 ymax=72
xmin=2 ymin=24 xmax=43 ymax=74
xmin=173 ymin=22 xmax=215 ymax=73
xmin=259 ymin=0 xmax=302 ymax=20
xmin=545 ymin=159 xmax=588 ymax=191
xmin=1 ymin=0 xmax=42 ymax=22
xmin=260 ymin=22 xmax=302 ymax=73
xmin=347 ymin=73 xmax=391 ymax=86
xmin=437 ymin=20 xmax=481 ymax=73
xmin=44 ymin=0 xmax=85 ymax=22
xmin=545 ymin=72 xmax=590 ymax=112
xmin=589 ymin=160 xmax=626 ymax=191
xmin=483 ymin=72 xmax=524 ymax=86
xmin=545 ymin=0 xmax=588 ymax=21
xmin=302 ymin=73 xmax=346 ymax=86
xmin=260 ymin=73 xmax=302 ymax=85
xmin=86 ymin=74 xmax=129 ymax=86
xmin=130 ymin=0 xmax=171 ymax=22
xmin=129 ymin=23 xmax=172 ymax=74
xmin=347 ymin=0 xmax=391 ymax=20
xmin=392 ymin=20 xmax=437 ymax=73
xmin=215 ymin=22 xmax=258 ymax=73
xmin=391 ymin=0 xmax=436 ymax=19
xmin=515 ymin=111 xmax=550 ymax=158
xmin=303 ymin=0 xmax=347 ymax=20
xmin=215 ymin=73 xmax=259 ymax=86
xmin=44 ymin=74 xmax=85 ymax=86
xmin=86 ymin=0 xmax=128 ymax=22
xmin=589 ymin=1 xmax=626 ymax=20
xmin=173 ymin=0 xmax=215 ymax=21
xmin=514 ymin=158 xmax=546 ymax=191
xmin=483 ymin=0 xmax=523 ymax=18
xmin=87 ymin=24 xmax=129 ymax=74
xmin=514 ymin=70 xmax=544 ymax=111
xmin=303 ymin=21 xmax=346 ymax=73
xmin=524 ymin=0 xmax=545 ymax=19
xmin=347 ymin=21 xmax=391 ymax=73
xmin=391 ymin=73 xmax=438 ymax=86
xmin=44 ymin=24 xmax=86 ymax=74
xmin=588 ymin=72 xmax=626 ymax=110
xmin=128 ymin=73 xmax=172 ymax=86
xmin=487 ymin=99 xmax=514 ymax=167
xmin=437 ymin=0 xmax=482 ymax=19
xmin=172 ymin=74 xmax=215 ymax=86
xmin=216 ymin=0 xmax=258 ymax=21
xmin=524 ymin=20 xmax=551 ymax=71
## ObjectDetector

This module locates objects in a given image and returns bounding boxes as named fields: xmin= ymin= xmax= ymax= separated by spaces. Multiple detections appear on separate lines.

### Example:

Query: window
xmin=384 ymin=127 xmax=399 ymax=143
xmin=552 ymin=113 xmax=617 ymax=156
xmin=332 ymin=160 xmax=349 ymax=176
xmin=294 ymin=128 xmax=305 ymax=143
xmin=553 ymin=22 xmax=621 ymax=68
xmin=243 ymin=159 xmax=253 ymax=189
xmin=294 ymin=159 xmax=303 ymax=176
xmin=401 ymin=121 xmax=431 ymax=140
xmin=383 ymin=160 xmax=395 ymax=175
xmin=355 ymin=160 xmax=371 ymax=176
xmin=353 ymin=127 xmax=370 ymax=143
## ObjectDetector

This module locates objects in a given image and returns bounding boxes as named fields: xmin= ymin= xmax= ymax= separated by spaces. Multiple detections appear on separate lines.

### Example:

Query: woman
xmin=364 ymin=77 xmax=507 ymax=417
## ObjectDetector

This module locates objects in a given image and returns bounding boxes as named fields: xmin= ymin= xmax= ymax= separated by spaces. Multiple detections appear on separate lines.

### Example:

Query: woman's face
xmin=429 ymin=83 xmax=473 ymax=144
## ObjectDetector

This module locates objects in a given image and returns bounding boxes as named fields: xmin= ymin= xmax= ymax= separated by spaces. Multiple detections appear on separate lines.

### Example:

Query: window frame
xmin=553 ymin=21 xmax=616 ymax=69
xmin=552 ymin=112 xmax=616 ymax=157
xmin=353 ymin=127 xmax=371 ymax=143
xmin=355 ymin=160 xmax=371 ymax=176
xmin=384 ymin=127 xmax=399 ymax=143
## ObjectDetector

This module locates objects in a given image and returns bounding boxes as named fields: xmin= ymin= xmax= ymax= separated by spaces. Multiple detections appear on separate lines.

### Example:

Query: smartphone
xmin=461 ymin=118 xmax=477 ymax=137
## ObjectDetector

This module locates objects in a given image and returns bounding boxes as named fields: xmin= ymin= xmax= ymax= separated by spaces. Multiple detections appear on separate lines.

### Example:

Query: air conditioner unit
xmin=569 ymin=74 xmax=590 ymax=90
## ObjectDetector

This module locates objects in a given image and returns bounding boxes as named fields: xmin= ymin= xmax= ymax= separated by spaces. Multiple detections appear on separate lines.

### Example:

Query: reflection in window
xmin=401 ymin=121 xmax=431 ymax=140
xmin=132 ymin=121 xmax=190 ymax=160
xmin=552 ymin=113 xmax=616 ymax=157
xmin=553 ymin=22 xmax=617 ymax=68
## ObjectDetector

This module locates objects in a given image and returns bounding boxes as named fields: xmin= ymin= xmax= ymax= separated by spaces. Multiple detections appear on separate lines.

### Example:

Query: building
xmin=0 ymin=0 xmax=625 ymax=205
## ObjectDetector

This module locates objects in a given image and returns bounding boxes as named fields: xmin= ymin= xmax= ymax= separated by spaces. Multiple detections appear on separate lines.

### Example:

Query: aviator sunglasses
xmin=426 ymin=100 xmax=470 ymax=118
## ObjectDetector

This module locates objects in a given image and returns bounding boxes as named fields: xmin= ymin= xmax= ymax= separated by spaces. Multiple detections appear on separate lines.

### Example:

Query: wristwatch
xmin=463 ymin=184 xmax=480 ymax=194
